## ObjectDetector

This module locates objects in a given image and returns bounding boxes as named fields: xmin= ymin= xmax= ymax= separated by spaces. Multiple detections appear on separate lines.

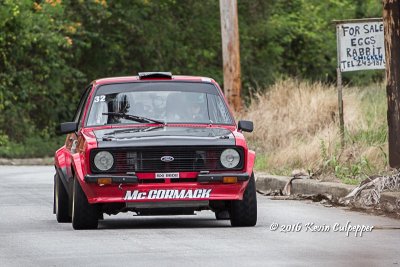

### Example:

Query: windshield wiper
xmin=104 ymin=125 xmax=165 ymax=136
xmin=102 ymin=112 xmax=165 ymax=125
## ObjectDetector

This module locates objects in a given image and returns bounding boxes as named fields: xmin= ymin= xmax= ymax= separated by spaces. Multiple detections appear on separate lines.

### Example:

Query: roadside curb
xmin=380 ymin=192 xmax=400 ymax=213
xmin=0 ymin=158 xmax=53 ymax=166
xmin=255 ymin=173 xmax=355 ymax=198
xmin=255 ymin=172 xmax=400 ymax=214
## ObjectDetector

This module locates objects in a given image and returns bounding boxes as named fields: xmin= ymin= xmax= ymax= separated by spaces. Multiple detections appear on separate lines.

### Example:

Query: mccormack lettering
xmin=124 ymin=189 xmax=212 ymax=201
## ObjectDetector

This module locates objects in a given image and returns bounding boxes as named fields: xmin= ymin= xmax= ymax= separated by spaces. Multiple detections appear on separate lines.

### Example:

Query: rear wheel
xmin=230 ymin=173 xmax=257 ymax=227
xmin=72 ymin=178 xmax=99 ymax=230
xmin=55 ymin=174 xmax=71 ymax=223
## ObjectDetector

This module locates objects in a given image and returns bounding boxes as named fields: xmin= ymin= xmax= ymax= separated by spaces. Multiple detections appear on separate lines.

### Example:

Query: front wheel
xmin=72 ymin=178 xmax=99 ymax=230
xmin=230 ymin=173 xmax=257 ymax=227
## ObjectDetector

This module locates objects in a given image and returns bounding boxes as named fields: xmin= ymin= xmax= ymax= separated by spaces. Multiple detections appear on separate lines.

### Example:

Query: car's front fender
xmin=246 ymin=149 xmax=256 ymax=175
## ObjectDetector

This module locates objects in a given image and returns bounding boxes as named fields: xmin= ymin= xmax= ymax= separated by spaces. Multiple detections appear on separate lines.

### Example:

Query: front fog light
xmin=220 ymin=149 xmax=240 ymax=168
xmin=94 ymin=151 xmax=114 ymax=171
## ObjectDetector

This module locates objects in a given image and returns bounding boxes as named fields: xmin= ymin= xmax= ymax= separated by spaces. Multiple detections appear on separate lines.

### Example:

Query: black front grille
xmin=90 ymin=147 xmax=244 ymax=173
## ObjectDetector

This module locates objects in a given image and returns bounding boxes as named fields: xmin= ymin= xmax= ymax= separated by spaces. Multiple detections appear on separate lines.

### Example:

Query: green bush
xmin=0 ymin=136 xmax=64 ymax=158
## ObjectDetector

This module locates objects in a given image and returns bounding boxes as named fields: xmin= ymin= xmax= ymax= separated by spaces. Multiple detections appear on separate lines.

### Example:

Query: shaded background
xmin=0 ymin=0 xmax=383 ymax=157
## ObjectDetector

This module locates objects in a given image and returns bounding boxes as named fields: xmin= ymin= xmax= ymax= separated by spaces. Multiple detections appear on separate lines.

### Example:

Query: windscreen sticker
xmin=94 ymin=95 xmax=106 ymax=103
xmin=124 ymin=189 xmax=212 ymax=200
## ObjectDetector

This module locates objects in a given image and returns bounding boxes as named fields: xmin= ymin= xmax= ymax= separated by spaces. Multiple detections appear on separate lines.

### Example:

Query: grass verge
xmin=243 ymin=79 xmax=389 ymax=184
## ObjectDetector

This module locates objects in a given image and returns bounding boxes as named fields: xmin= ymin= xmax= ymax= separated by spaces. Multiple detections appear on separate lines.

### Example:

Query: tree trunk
xmin=383 ymin=0 xmax=400 ymax=167
xmin=219 ymin=0 xmax=242 ymax=111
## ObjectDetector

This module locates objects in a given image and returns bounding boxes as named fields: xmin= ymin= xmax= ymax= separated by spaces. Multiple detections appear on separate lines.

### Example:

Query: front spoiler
xmin=80 ymin=173 xmax=251 ymax=204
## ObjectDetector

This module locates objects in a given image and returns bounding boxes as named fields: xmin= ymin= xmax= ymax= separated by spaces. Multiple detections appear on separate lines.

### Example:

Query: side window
xmin=73 ymin=85 xmax=92 ymax=124
xmin=207 ymin=94 xmax=233 ymax=124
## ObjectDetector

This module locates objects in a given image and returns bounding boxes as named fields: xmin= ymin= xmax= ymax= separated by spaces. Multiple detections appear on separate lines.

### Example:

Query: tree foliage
xmin=0 ymin=0 xmax=383 ymax=154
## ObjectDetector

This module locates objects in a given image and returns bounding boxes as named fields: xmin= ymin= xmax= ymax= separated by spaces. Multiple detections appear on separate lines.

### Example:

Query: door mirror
xmin=238 ymin=120 xmax=253 ymax=133
xmin=59 ymin=122 xmax=78 ymax=135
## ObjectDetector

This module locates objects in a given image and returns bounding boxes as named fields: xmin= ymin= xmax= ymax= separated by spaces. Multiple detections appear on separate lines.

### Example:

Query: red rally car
xmin=54 ymin=72 xmax=256 ymax=230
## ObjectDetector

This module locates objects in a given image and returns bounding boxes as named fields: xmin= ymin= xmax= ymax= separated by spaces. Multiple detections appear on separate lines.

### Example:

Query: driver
xmin=187 ymin=94 xmax=208 ymax=122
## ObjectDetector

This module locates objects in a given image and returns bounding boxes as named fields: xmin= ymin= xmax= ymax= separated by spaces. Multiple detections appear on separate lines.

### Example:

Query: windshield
xmin=86 ymin=82 xmax=234 ymax=126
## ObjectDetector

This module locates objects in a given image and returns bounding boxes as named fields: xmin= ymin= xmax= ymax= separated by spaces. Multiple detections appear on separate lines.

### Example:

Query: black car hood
xmin=93 ymin=126 xmax=235 ymax=148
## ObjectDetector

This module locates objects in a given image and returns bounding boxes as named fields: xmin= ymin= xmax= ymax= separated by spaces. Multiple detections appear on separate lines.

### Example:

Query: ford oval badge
xmin=161 ymin=156 xmax=174 ymax=162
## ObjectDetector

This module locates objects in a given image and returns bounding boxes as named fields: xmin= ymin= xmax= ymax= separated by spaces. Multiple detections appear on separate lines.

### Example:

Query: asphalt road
xmin=0 ymin=166 xmax=399 ymax=267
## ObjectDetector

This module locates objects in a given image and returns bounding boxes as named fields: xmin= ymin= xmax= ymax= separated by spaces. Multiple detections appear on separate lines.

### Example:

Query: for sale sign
xmin=336 ymin=19 xmax=385 ymax=72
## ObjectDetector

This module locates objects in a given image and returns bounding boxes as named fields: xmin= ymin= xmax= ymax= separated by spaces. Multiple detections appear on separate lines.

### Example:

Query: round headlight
xmin=220 ymin=149 xmax=240 ymax=169
xmin=94 ymin=151 xmax=114 ymax=171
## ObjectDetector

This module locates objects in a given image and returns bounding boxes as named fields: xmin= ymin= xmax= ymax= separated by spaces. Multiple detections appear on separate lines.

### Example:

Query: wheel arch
xmin=71 ymin=153 xmax=93 ymax=199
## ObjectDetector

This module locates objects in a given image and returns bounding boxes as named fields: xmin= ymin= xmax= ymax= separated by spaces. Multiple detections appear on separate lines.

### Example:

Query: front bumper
xmin=84 ymin=173 xmax=249 ymax=184
xmin=85 ymin=174 xmax=138 ymax=184
xmin=197 ymin=172 xmax=249 ymax=183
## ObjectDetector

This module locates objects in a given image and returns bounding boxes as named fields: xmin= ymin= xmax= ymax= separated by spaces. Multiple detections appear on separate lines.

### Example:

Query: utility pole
xmin=383 ymin=0 xmax=400 ymax=167
xmin=219 ymin=0 xmax=242 ymax=111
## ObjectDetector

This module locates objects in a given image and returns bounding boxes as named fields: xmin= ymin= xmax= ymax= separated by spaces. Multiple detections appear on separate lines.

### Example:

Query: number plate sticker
xmin=155 ymin=173 xmax=180 ymax=179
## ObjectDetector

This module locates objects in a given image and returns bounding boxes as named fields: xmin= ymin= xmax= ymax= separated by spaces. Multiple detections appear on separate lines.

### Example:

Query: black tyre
xmin=72 ymin=178 xmax=99 ymax=230
xmin=55 ymin=174 xmax=71 ymax=223
xmin=230 ymin=173 xmax=257 ymax=227
xmin=215 ymin=210 xmax=230 ymax=220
